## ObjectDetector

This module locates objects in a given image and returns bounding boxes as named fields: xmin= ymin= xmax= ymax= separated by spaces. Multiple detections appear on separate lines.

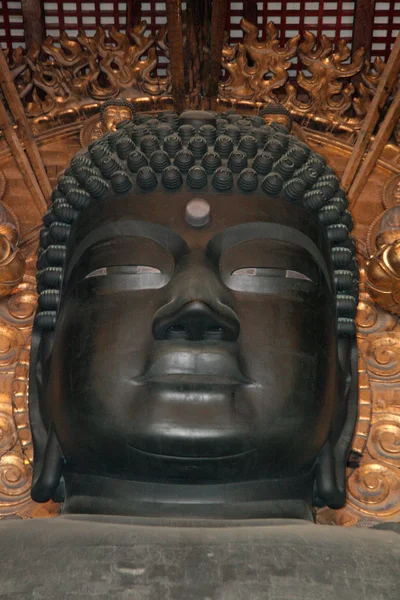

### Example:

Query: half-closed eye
xmin=84 ymin=266 xmax=162 ymax=279
xmin=82 ymin=265 xmax=168 ymax=290
xmin=231 ymin=267 xmax=313 ymax=282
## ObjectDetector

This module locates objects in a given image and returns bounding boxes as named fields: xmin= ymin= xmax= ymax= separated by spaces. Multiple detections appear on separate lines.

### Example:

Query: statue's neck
xmin=62 ymin=472 xmax=315 ymax=521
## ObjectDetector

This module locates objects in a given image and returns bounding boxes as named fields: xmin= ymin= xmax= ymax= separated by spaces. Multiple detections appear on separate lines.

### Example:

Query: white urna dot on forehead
xmin=185 ymin=198 xmax=211 ymax=228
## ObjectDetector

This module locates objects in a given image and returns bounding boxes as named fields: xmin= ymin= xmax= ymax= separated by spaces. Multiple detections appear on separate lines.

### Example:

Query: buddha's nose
xmin=152 ymin=300 xmax=240 ymax=342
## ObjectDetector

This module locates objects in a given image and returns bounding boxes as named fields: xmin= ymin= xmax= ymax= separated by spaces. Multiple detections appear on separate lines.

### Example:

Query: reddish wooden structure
xmin=0 ymin=0 xmax=399 ymax=65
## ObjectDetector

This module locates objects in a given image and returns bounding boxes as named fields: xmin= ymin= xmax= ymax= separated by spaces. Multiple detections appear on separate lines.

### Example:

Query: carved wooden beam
xmin=349 ymin=85 xmax=400 ymax=204
xmin=0 ymin=95 xmax=46 ymax=213
xmin=208 ymin=0 xmax=229 ymax=108
xmin=352 ymin=0 xmax=375 ymax=60
xmin=126 ymin=0 xmax=141 ymax=30
xmin=342 ymin=32 xmax=400 ymax=193
xmin=21 ymin=0 xmax=45 ymax=48
xmin=244 ymin=0 xmax=258 ymax=25
xmin=0 ymin=48 xmax=51 ymax=201
xmin=166 ymin=0 xmax=186 ymax=113
xmin=186 ymin=0 xmax=210 ymax=105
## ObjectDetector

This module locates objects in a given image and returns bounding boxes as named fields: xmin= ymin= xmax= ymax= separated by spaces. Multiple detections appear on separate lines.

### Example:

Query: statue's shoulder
xmin=0 ymin=517 xmax=399 ymax=599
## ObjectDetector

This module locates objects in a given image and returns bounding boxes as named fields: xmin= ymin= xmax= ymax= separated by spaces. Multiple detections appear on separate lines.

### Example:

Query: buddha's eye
xmin=82 ymin=265 xmax=168 ymax=290
xmin=84 ymin=266 xmax=162 ymax=279
xmin=225 ymin=266 xmax=316 ymax=293
xmin=231 ymin=268 xmax=313 ymax=282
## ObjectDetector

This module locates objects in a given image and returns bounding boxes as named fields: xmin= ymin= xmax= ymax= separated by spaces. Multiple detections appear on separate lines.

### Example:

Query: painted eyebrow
xmin=207 ymin=222 xmax=332 ymax=291
xmin=63 ymin=219 xmax=188 ymax=288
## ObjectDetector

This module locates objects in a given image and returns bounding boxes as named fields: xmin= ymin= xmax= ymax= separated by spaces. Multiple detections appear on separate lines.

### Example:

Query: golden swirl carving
xmin=0 ymin=453 xmax=31 ymax=501
xmin=356 ymin=270 xmax=398 ymax=336
xmin=0 ymin=321 xmax=24 ymax=370
xmin=0 ymin=276 xmax=37 ymax=329
xmin=6 ymin=278 xmax=37 ymax=323
xmin=351 ymin=355 xmax=372 ymax=456
xmin=11 ymin=342 xmax=33 ymax=464
xmin=367 ymin=415 xmax=400 ymax=468
xmin=357 ymin=298 xmax=379 ymax=329
xmin=347 ymin=461 xmax=400 ymax=517
xmin=0 ymin=410 xmax=17 ymax=458
xmin=359 ymin=332 xmax=400 ymax=381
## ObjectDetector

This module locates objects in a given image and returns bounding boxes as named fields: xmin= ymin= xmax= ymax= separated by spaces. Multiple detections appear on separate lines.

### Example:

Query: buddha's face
xmin=45 ymin=189 xmax=343 ymax=483
xmin=263 ymin=114 xmax=291 ymax=129
xmin=102 ymin=106 xmax=133 ymax=131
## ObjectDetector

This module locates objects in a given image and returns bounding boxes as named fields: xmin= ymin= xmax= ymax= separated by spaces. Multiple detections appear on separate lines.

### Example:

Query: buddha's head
xmin=100 ymin=98 xmax=136 ymax=132
xmin=259 ymin=103 xmax=293 ymax=130
xmin=30 ymin=109 xmax=358 ymax=519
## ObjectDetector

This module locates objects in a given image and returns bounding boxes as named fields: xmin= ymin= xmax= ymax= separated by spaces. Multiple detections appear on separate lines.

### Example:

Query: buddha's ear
xmin=313 ymin=339 xmax=358 ymax=509
xmin=29 ymin=326 xmax=64 ymax=502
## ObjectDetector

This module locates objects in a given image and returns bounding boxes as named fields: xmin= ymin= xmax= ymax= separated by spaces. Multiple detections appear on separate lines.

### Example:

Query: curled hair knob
xmin=136 ymin=166 xmax=157 ymax=190
xmin=238 ymin=135 xmax=258 ymax=158
xmin=174 ymin=149 xmax=195 ymax=172
xmin=261 ymin=172 xmax=283 ymax=195
xmin=199 ymin=124 xmax=217 ymax=145
xmin=224 ymin=124 xmax=240 ymax=144
xmin=85 ymin=176 xmax=109 ymax=200
xmin=110 ymin=171 xmax=133 ymax=194
xmin=252 ymin=152 xmax=274 ymax=175
xmin=127 ymin=150 xmax=148 ymax=173
xmin=201 ymin=152 xmax=222 ymax=174
xmin=161 ymin=165 xmax=183 ymax=190
xmin=212 ymin=167 xmax=233 ymax=191
xmin=283 ymin=177 xmax=307 ymax=201
xmin=228 ymin=150 xmax=248 ymax=173
xmin=214 ymin=135 xmax=234 ymax=158
xmin=140 ymin=134 xmax=160 ymax=156
xmin=187 ymin=166 xmax=207 ymax=189
xmin=150 ymin=150 xmax=171 ymax=173
xmin=188 ymin=136 xmax=208 ymax=158
xmin=238 ymin=168 xmax=258 ymax=192
xmin=163 ymin=134 xmax=183 ymax=157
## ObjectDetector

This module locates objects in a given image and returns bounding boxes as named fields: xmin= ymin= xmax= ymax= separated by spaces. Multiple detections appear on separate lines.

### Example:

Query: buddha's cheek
xmin=52 ymin=290 xmax=164 ymax=417
xmin=233 ymin=293 xmax=336 ymax=459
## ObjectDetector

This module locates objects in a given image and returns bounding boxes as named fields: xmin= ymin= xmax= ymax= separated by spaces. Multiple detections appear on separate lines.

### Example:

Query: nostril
xmin=166 ymin=324 xmax=188 ymax=339
xmin=204 ymin=325 xmax=224 ymax=340
xmin=153 ymin=300 xmax=240 ymax=341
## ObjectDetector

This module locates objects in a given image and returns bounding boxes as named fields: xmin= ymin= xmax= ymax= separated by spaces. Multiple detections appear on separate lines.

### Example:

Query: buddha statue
xmin=366 ymin=206 xmax=400 ymax=314
xmin=0 ymin=109 xmax=398 ymax=599
xmin=80 ymin=97 xmax=137 ymax=146
xmin=0 ymin=201 xmax=25 ymax=295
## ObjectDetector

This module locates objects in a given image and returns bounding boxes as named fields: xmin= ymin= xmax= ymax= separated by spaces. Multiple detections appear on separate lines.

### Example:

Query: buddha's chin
xmin=125 ymin=443 xmax=258 ymax=483
xmin=122 ymin=382 xmax=255 ymax=460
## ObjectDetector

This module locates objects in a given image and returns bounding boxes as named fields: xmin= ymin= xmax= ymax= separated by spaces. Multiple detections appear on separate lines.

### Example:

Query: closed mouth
xmin=138 ymin=343 xmax=248 ymax=385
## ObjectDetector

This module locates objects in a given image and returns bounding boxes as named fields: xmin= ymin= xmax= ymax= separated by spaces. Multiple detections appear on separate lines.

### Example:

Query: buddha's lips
xmin=138 ymin=346 xmax=248 ymax=385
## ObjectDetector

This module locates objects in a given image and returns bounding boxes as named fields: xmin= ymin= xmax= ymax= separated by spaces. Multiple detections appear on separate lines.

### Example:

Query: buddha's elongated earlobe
xmin=314 ymin=341 xmax=358 ymax=509
xmin=29 ymin=326 xmax=64 ymax=503
xmin=313 ymin=438 xmax=345 ymax=509
xmin=31 ymin=424 xmax=64 ymax=503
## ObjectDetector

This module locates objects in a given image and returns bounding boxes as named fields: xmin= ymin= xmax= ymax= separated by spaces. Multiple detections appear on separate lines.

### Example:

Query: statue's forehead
xmin=70 ymin=189 xmax=326 ymax=252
